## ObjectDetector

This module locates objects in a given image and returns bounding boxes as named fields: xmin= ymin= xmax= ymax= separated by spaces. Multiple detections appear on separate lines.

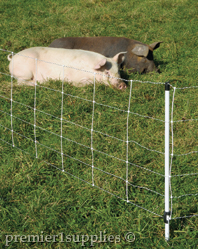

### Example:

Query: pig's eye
xmin=105 ymin=70 xmax=110 ymax=76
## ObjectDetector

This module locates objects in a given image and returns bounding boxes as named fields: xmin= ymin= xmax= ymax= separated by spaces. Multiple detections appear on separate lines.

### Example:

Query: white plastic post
xmin=165 ymin=82 xmax=170 ymax=241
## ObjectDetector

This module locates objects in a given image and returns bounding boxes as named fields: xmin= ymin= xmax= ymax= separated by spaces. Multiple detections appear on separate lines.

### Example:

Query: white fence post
xmin=164 ymin=82 xmax=170 ymax=241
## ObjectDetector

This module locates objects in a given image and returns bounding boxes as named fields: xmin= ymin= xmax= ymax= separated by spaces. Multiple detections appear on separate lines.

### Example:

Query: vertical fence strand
xmin=169 ymin=87 xmax=176 ymax=218
xmin=10 ymin=52 xmax=14 ymax=147
xmin=61 ymin=65 xmax=64 ymax=172
xmin=126 ymin=80 xmax=133 ymax=202
xmin=91 ymin=73 xmax=96 ymax=186
xmin=34 ymin=58 xmax=38 ymax=158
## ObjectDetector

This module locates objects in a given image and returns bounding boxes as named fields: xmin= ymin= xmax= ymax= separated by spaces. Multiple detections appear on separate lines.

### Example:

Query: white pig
xmin=8 ymin=47 xmax=127 ymax=89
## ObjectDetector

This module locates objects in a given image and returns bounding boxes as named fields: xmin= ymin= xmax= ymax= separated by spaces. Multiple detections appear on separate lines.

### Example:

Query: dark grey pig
xmin=49 ymin=37 xmax=162 ymax=73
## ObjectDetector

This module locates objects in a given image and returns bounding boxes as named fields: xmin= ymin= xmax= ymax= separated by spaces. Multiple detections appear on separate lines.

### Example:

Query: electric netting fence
xmin=0 ymin=49 xmax=197 ymax=241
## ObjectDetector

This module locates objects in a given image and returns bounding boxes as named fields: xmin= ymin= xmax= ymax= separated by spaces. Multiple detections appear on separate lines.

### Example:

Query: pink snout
xmin=118 ymin=82 xmax=127 ymax=90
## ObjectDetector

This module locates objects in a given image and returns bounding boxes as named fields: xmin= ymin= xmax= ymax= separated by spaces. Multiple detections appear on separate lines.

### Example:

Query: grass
xmin=0 ymin=0 xmax=198 ymax=248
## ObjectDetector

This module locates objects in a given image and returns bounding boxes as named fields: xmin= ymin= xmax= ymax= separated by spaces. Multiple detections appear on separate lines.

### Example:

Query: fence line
xmin=0 ymin=48 xmax=197 ymax=241
xmin=0 ymin=93 xmax=165 ymax=154
xmin=0 ymin=109 xmax=165 ymax=196
xmin=0 ymin=106 xmax=166 ymax=178
xmin=0 ymin=135 xmax=163 ymax=218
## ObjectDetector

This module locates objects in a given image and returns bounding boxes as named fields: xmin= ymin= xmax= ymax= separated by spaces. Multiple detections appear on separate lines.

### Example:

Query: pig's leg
xmin=15 ymin=71 xmax=35 ymax=86
xmin=78 ymin=78 xmax=93 ymax=86
xmin=17 ymin=78 xmax=35 ymax=86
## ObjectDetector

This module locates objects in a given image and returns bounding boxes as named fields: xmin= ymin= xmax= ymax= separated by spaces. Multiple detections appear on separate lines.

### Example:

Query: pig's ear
xmin=112 ymin=52 xmax=127 ymax=65
xmin=149 ymin=41 xmax=163 ymax=50
xmin=94 ymin=58 xmax=107 ymax=70
xmin=132 ymin=44 xmax=149 ymax=57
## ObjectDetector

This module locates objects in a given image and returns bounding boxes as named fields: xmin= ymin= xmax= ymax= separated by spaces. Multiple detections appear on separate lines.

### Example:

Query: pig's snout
xmin=118 ymin=82 xmax=127 ymax=90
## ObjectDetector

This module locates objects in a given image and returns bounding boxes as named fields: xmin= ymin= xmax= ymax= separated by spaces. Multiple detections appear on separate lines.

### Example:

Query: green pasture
xmin=0 ymin=0 xmax=198 ymax=248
